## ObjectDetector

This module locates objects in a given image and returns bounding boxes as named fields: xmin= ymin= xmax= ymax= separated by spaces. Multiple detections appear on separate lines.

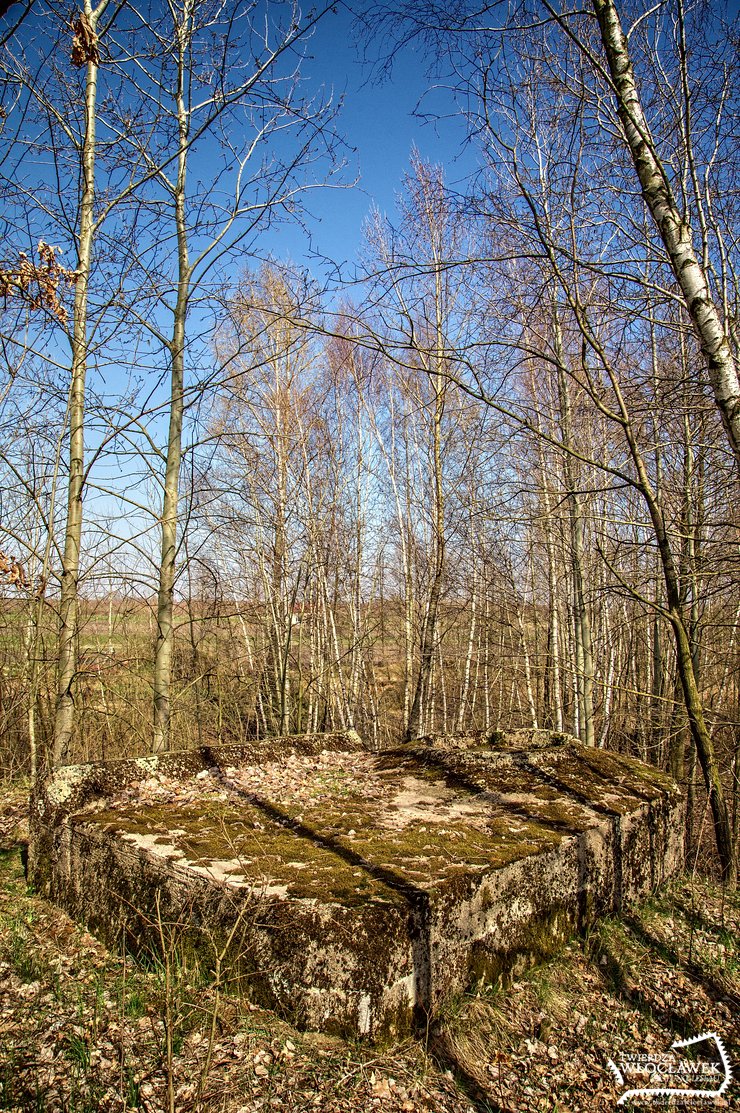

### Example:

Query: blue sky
xmin=0 ymin=0 xmax=472 ymax=284
xmin=258 ymin=3 xmax=475 ymax=275
xmin=1 ymin=0 xmax=475 ymax=571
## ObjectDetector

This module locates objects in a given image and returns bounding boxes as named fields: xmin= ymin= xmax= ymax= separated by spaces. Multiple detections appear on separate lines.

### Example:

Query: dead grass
xmin=0 ymin=798 xmax=473 ymax=1112
xmin=1 ymin=782 xmax=738 ymax=1113
xmin=433 ymin=878 xmax=739 ymax=1112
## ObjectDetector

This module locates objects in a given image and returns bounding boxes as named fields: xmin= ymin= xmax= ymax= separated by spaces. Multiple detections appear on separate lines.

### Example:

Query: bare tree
xmin=587 ymin=0 xmax=740 ymax=472
xmin=0 ymin=0 xmax=117 ymax=766
xmin=97 ymin=1 xmax=342 ymax=752
xmin=363 ymin=153 xmax=476 ymax=741
xmin=367 ymin=0 xmax=738 ymax=879
xmin=51 ymin=1 xmax=114 ymax=766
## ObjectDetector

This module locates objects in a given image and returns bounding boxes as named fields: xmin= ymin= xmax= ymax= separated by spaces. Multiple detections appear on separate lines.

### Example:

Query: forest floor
xmin=0 ymin=782 xmax=738 ymax=1113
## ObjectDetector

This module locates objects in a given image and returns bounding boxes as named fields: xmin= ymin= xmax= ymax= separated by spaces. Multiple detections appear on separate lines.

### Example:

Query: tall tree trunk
xmin=517 ymin=601 xmax=539 ymax=730
xmin=406 ymin=364 xmax=445 ymax=742
xmin=456 ymin=554 xmax=478 ymax=732
xmin=153 ymin=0 xmax=192 ymax=753
xmin=53 ymin=0 xmax=109 ymax=767
xmin=483 ymin=587 xmax=492 ymax=732
xmin=671 ymin=605 xmax=734 ymax=883
xmin=553 ymin=309 xmax=594 ymax=745
xmin=618 ymin=392 xmax=736 ymax=883
xmin=592 ymin=0 xmax=740 ymax=472
xmin=533 ymin=410 xmax=564 ymax=732
xmin=349 ymin=412 xmax=366 ymax=720
xmin=649 ymin=314 xmax=666 ymax=753
xmin=402 ymin=420 xmax=416 ymax=735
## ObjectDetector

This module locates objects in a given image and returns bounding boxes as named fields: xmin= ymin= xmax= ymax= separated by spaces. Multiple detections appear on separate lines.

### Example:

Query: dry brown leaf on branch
xmin=0 ymin=243 xmax=75 ymax=324
xmin=70 ymin=12 xmax=99 ymax=66
xmin=0 ymin=551 xmax=30 ymax=590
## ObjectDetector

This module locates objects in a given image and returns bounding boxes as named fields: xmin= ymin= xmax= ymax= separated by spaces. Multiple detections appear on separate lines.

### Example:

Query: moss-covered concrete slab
xmin=28 ymin=729 xmax=684 ymax=1039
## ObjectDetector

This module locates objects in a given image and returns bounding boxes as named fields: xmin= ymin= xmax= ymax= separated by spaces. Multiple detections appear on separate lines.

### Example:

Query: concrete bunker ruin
xmin=29 ymin=729 xmax=684 ymax=1040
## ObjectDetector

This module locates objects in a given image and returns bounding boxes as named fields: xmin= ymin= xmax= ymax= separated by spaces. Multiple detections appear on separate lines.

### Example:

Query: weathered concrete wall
xmin=29 ymin=729 xmax=684 ymax=1040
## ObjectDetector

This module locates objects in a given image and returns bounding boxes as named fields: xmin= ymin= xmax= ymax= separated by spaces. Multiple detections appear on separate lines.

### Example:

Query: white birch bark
xmin=592 ymin=0 xmax=740 ymax=472
xmin=456 ymin=557 xmax=478 ymax=732
xmin=553 ymin=309 xmax=595 ymax=745
xmin=53 ymin=0 xmax=110 ymax=766
xmin=152 ymin=0 xmax=193 ymax=753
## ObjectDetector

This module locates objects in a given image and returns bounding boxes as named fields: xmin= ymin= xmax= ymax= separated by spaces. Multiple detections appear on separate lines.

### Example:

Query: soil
xmin=2 ymin=781 xmax=738 ymax=1112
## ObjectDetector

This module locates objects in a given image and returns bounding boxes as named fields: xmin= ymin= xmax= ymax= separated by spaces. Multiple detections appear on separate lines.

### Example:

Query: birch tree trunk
xmin=456 ymin=553 xmax=478 ymax=732
xmin=517 ymin=602 xmax=539 ymax=730
xmin=614 ymin=381 xmax=736 ymax=884
xmin=405 ymin=178 xmax=449 ymax=741
xmin=152 ymin=0 xmax=193 ymax=754
xmin=533 ymin=390 xmax=564 ymax=733
xmin=365 ymin=377 xmax=415 ymax=736
xmin=53 ymin=0 xmax=110 ymax=767
xmin=553 ymin=308 xmax=595 ymax=745
xmin=406 ymin=360 xmax=445 ymax=741
xmin=591 ymin=0 xmax=740 ymax=472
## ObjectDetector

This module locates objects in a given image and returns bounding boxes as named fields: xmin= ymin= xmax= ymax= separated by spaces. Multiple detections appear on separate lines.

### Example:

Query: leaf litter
xmin=1 ymin=782 xmax=738 ymax=1112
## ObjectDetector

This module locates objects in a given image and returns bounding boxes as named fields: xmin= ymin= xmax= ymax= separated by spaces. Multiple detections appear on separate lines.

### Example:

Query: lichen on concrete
xmin=29 ymin=728 xmax=684 ymax=1040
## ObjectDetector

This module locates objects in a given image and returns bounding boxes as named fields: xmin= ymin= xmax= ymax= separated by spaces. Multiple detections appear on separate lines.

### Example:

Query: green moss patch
xmin=79 ymin=784 xmax=566 ymax=907
xmin=71 ymin=738 xmax=678 ymax=912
